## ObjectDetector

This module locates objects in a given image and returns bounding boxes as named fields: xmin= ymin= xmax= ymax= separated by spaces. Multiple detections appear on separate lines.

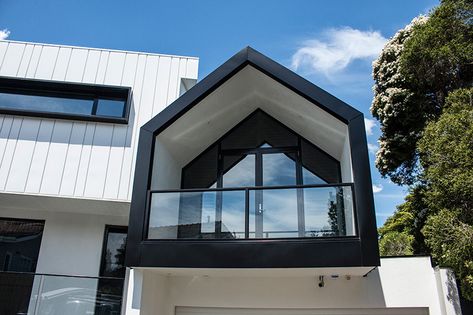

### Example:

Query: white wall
xmin=126 ymin=257 xmax=460 ymax=315
xmin=0 ymin=204 xmax=127 ymax=276
xmin=0 ymin=40 xmax=198 ymax=202
xmin=150 ymin=139 xmax=182 ymax=190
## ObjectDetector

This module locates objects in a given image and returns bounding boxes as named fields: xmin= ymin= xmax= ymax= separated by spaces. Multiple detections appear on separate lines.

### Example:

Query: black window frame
xmin=0 ymin=76 xmax=132 ymax=124
xmin=99 ymin=225 xmax=128 ymax=278
xmin=181 ymin=109 xmax=342 ymax=189
xmin=0 ymin=217 xmax=45 ymax=273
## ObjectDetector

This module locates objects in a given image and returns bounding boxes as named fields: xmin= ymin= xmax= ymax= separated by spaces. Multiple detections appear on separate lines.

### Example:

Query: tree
xmin=371 ymin=0 xmax=473 ymax=185
xmin=423 ymin=210 xmax=473 ymax=300
xmin=418 ymin=88 xmax=473 ymax=299
xmin=379 ymin=231 xmax=414 ymax=256
xmin=374 ymin=0 xmax=473 ymax=301
xmin=371 ymin=16 xmax=428 ymax=185
xmin=378 ymin=185 xmax=429 ymax=255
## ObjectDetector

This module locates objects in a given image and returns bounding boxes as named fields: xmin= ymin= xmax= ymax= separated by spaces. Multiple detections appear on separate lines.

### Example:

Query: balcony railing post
xmin=245 ymin=188 xmax=249 ymax=239
xmin=32 ymin=274 xmax=44 ymax=315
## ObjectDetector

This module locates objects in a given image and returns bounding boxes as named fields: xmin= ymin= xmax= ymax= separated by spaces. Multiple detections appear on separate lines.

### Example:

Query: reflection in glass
xmin=148 ymin=186 xmax=354 ymax=240
xmin=302 ymin=167 xmax=327 ymax=185
xmin=101 ymin=228 xmax=127 ymax=278
xmin=148 ymin=192 xmax=181 ymax=239
xmin=95 ymin=99 xmax=126 ymax=117
xmin=304 ymin=187 xmax=338 ymax=236
xmin=0 ymin=93 xmax=94 ymax=115
xmin=148 ymin=190 xmax=246 ymax=239
xmin=27 ymin=275 xmax=123 ymax=315
xmin=0 ymin=92 xmax=126 ymax=118
xmin=262 ymin=153 xmax=296 ymax=186
xmin=200 ymin=193 xmax=217 ymax=234
xmin=0 ymin=272 xmax=35 ymax=315
xmin=0 ymin=219 xmax=44 ymax=272
xmin=222 ymin=154 xmax=255 ymax=187
xmin=250 ymin=189 xmax=299 ymax=238
xmin=221 ymin=191 xmax=246 ymax=238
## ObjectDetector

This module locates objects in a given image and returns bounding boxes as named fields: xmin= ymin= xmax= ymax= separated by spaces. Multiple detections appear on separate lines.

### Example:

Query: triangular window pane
xmin=302 ymin=167 xmax=327 ymax=185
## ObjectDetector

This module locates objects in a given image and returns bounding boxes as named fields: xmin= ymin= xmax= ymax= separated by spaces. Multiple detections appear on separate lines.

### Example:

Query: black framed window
xmin=99 ymin=226 xmax=127 ymax=278
xmin=182 ymin=110 xmax=341 ymax=189
xmin=0 ymin=77 xmax=131 ymax=124
xmin=0 ymin=218 xmax=44 ymax=315
xmin=96 ymin=226 xmax=127 ymax=315
xmin=157 ymin=110 xmax=348 ymax=240
xmin=0 ymin=218 xmax=44 ymax=272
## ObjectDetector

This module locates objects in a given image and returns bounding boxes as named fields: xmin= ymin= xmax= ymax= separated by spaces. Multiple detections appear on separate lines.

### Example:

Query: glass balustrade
xmin=0 ymin=272 xmax=124 ymax=315
xmin=148 ymin=184 xmax=356 ymax=240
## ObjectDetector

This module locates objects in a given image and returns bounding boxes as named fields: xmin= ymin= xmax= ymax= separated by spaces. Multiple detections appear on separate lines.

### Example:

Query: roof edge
xmin=0 ymin=39 xmax=199 ymax=60
xmin=142 ymin=46 xmax=362 ymax=134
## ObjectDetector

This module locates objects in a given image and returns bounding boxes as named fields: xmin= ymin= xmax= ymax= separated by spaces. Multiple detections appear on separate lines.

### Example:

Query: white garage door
xmin=176 ymin=307 xmax=429 ymax=315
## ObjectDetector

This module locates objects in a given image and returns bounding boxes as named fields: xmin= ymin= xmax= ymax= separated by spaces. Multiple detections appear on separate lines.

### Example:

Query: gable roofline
xmin=141 ymin=46 xmax=362 ymax=134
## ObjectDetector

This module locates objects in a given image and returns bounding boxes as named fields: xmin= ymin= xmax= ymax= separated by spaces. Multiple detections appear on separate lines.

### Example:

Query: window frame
xmin=0 ymin=217 xmax=45 ymax=272
xmin=99 ymin=225 xmax=128 ymax=278
xmin=181 ymin=110 xmax=342 ymax=189
xmin=0 ymin=76 xmax=132 ymax=124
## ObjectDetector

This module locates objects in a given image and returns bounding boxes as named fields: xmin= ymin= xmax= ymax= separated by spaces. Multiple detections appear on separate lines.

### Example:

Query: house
xmin=0 ymin=40 xmax=462 ymax=315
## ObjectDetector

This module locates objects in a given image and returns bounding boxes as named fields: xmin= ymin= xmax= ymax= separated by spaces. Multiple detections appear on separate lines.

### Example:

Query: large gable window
xmin=148 ymin=111 xmax=354 ymax=240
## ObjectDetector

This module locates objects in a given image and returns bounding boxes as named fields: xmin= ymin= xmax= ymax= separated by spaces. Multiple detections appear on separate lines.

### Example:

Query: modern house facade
xmin=0 ymin=40 xmax=462 ymax=315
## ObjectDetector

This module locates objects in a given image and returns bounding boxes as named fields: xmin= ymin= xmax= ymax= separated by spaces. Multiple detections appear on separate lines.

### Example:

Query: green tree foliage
xmin=423 ymin=210 xmax=473 ymax=300
xmin=371 ymin=0 xmax=473 ymax=185
xmin=379 ymin=231 xmax=414 ymax=256
xmin=371 ymin=16 xmax=428 ymax=185
xmin=374 ymin=0 xmax=473 ymax=301
xmin=418 ymin=88 xmax=473 ymax=299
xmin=378 ymin=185 xmax=430 ymax=255
xmin=418 ymin=88 xmax=473 ymax=218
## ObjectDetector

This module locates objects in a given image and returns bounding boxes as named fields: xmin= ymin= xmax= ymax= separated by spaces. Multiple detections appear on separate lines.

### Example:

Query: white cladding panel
xmin=0 ymin=40 xmax=198 ymax=202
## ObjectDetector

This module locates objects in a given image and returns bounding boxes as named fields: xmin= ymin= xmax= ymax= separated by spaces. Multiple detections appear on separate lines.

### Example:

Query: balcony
xmin=0 ymin=272 xmax=124 ymax=315
xmin=147 ymin=183 xmax=356 ymax=240
xmin=126 ymin=48 xmax=380 ymax=269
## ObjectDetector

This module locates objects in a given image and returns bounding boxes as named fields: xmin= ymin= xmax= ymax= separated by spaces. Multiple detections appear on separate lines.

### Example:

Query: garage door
xmin=176 ymin=307 xmax=429 ymax=315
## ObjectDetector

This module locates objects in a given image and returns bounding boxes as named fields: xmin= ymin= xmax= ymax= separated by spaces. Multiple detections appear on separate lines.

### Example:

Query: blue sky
xmin=0 ymin=0 xmax=439 ymax=226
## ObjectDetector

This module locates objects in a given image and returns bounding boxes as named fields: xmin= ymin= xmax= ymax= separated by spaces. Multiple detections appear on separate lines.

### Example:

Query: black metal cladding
xmin=125 ymin=47 xmax=380 ymax=268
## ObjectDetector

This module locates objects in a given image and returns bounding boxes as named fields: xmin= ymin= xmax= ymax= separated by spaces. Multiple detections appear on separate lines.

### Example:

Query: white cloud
xmin=367 ymin=143 xmax=378 ymax=155
xmin=372 ymin=184 xmax=383 ymax=194
xmin=291 ymin=27 xmax=387 ymax=76
xmin=364 ymin=118 xmax=376 ymax=136
xmin=0 ymin=29 xmax=10 ymax=40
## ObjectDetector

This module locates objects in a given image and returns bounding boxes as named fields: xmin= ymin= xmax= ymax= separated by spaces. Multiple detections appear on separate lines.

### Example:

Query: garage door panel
xmin=176 ymin=307 xmax=429 ymax=315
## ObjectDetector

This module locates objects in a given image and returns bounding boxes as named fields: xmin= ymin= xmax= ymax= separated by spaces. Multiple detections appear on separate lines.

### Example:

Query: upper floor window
xmin=181 ymin=110 xmax=341 ymax=189
xmin=0 ymin=77 xmax=131 ymax=124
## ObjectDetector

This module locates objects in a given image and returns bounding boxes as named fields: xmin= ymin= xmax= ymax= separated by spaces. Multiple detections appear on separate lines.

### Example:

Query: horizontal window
xmin=0 ymin=77 xmax=131 ymax=124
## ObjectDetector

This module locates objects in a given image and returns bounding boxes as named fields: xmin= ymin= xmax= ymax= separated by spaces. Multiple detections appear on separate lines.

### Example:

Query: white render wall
xmin=0 ymin=203 xmax=128 ymax=277
xmin=125 ymin=257 xmax=461 ymax=315
xmin=0 ymin=40 xmax=198 ymax=202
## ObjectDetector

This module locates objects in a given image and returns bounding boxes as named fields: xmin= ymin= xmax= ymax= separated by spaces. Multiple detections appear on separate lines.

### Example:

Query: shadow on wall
xmin=362 ymin=268 xmax=388 ymax=307
xmin=446 ymin=271 xmax=462 ymax=314
xmin=0 ymin=96 xmax=136 ymax=148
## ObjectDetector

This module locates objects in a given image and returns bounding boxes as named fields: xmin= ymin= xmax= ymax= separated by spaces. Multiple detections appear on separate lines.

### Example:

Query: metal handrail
xmin=0 ymin=270 xmax=124 ymax=280
xmin=149 ymin=182 xmax=354 ymax=193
